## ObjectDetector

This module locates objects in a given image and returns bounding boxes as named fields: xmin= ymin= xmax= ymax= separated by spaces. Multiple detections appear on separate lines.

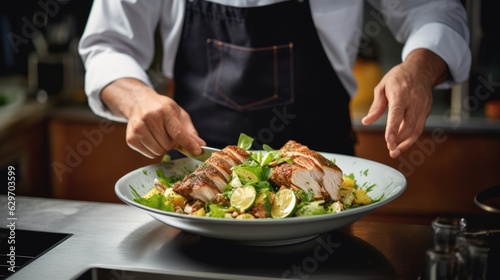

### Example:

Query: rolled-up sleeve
xmin=78 ymin=0 xmax=163 ymax=122
xmin=368 ymin=0 xmax=471 ymax=87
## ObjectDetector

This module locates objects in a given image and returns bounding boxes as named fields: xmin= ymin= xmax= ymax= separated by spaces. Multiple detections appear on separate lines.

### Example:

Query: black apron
xmin=173 ymin=0 xmax=355 ymax=155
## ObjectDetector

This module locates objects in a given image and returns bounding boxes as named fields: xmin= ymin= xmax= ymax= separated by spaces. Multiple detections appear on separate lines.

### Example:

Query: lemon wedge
xmin=230 ymin=186 xmax=257 ymax=212
xmin=271 ymin=188 xmax=297 ymax=218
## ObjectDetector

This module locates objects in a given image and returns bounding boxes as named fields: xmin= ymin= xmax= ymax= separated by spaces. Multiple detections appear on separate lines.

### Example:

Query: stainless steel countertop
xmin=1 ymin=195 xmax=434 ymax=280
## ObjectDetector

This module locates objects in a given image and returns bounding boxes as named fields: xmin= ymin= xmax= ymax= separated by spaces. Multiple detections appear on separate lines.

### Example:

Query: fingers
xmin=163 ymin=113 xmax=205 ymax=157
xmin=361 ymin=83 xmax=388 ymax=126
xmin=366 ymin=63 xmax=433 ymax=159
xmin=385 ymin=90 xmax=430 ymax=158
xmin=125 ymin=96 xmax=205 ymax=158
xmin=385 ymin=103 xmax=404 ymax=152
xmin=127 ymin=120 xmax=204 ymax=159
xmin=174 ymin=108 xmax=206 ymax=155
xmin=384 ymin=90 xmax=417 ymax=158
xmin=126 ymin=116 xmax=171 ymax=158
xmin=388 ymin=110 xmax=426 ymax=158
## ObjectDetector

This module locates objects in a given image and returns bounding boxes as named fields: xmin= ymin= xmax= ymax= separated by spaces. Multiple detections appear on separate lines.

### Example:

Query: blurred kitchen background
xmin=0 ymin=0 xmax=499 ymax=224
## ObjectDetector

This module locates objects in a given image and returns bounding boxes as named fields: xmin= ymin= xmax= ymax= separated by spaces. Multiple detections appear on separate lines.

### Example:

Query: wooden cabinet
xmin=354 ymin=129 xmax=500 ymax=218
xmin=0 ymin=103 xmax=51 ymax=198
xmin=49 ymin=111 xmax=157 ymax=203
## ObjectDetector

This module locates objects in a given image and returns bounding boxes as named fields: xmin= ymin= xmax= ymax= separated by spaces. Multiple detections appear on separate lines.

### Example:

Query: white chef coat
xmin=78 ymin=0 xmax=471 ymax=123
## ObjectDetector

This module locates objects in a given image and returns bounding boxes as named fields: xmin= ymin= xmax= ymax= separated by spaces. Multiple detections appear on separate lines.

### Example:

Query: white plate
xmin=115 ymin=153 xmax=406 ymax=246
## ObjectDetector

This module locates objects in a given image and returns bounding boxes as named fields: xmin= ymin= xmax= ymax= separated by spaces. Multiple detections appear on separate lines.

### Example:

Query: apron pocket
xmin=205 ymin=39 xmax=294 ymax=111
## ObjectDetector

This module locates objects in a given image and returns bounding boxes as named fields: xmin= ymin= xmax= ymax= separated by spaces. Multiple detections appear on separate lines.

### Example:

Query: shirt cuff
xmin=402 ymin=22 xmax=471 ymax=88
xmin=84 ymin=52 xmax=153 ymax=123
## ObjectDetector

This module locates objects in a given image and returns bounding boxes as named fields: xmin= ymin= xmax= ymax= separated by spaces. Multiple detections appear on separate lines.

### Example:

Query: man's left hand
xmin=361 ymin=48 xmax=449 ymax=158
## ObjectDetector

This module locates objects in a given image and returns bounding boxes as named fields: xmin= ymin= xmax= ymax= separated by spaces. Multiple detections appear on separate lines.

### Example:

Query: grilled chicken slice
xmin=279 ymin=140 xmax=343 ymax=201
xmin=210 ymin=150 xmax=241 ymax=167
xmin=206 ymin=156 xmax=232 ymax=181
xmin=173 ymin=172 xmax=220 ymax=203
xmin=193 ymin=164 xmax=227 ymax=192
xmin=290 ymin=156 xmax=331 ymax=199
xmin=269 ymin=162 xmax=324 ymax=197
xmin=205 ymin=145 xmax=249 ymax=180
xmin=291 ymin=156 xmax=325 ymax=185
xmin=223 ymin=145 xmax=249 ymax=163
xmin=173 ymin=146 xmax=249 ymax=202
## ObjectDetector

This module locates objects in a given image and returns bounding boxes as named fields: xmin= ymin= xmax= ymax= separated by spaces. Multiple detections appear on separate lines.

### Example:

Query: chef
xmin=78 ymin=0 xmax=470 ymax=159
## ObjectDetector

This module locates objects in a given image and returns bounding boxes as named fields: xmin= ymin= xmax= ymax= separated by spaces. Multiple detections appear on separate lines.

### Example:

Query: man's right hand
xmin=101 ymin=78 xmax=206 ymax=158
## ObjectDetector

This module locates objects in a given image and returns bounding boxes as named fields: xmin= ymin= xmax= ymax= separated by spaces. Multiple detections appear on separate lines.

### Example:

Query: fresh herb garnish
xmin=155 ymin=168 xmax=183 ymax=188
xmin=130 ymin=186 xmax=174 ymax=212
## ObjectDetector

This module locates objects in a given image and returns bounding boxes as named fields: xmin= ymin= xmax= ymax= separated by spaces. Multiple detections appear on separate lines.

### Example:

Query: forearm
xmin=404 ymin=48 xmax=449 ymax=88
xmin=372 ymin=0 xmax=470 ymax=85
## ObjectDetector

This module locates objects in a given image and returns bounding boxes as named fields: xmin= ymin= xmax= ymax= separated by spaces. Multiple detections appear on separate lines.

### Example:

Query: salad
xmin=132 ymin=134 xmax=379 ymax=219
